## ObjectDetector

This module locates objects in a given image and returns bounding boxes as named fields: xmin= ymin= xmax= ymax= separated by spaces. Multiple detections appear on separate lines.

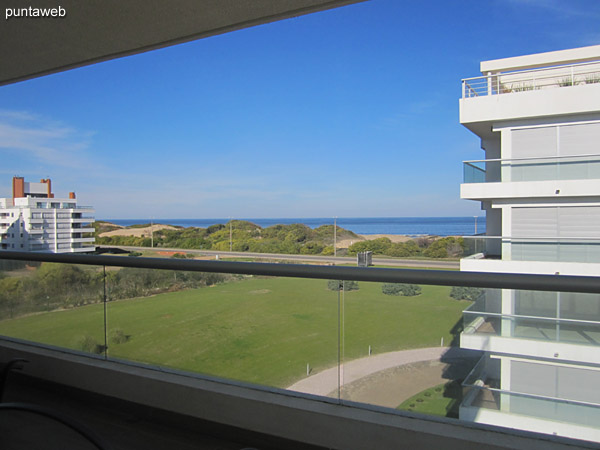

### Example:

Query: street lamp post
xmin=334 ymin=216 xmax=337 ymax=258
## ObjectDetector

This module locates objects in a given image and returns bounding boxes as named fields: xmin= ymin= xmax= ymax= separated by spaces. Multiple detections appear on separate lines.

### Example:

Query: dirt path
xmin=287 ymin=347 xmax=477 ymax=407
xmin=338 ymin=360 xmax=450 ymax=408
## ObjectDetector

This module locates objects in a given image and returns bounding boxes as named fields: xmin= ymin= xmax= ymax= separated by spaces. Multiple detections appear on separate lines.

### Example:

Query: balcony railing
xmin=461 ymin=354 xmax=600 ymax=430
xmin=1 ymin=251 xmax=600 ymax=444
xmin=463 ymin=154 xmax=600 ymax=184
xmin=463 ymin=235 xmax=600 ymax=263
xmin=30 ymin=204 xmax=94 ymax=210
xmin=462 ymin=60 xmax=600 ymax=98
xmin=462 ymin=381 xmax=600 ymax=429
xmin=463 ymin=306 xmax=600 ymax=347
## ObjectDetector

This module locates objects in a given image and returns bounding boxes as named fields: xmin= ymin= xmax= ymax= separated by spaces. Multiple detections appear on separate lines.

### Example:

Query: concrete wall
xmin=0 ymin=339 xmax=589 ymax=450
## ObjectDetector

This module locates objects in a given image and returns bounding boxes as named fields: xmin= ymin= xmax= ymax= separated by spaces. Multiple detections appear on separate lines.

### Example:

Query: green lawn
xmin=0 ymin=277 xmax=468 ymax=388
xmin=397 ymin=380 xmax=463 ymax=418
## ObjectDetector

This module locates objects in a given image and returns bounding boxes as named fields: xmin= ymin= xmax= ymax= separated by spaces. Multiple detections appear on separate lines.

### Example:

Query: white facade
xmin=458 ymin=45 xmax=600 ymax=442
xmin=0 ymin=181 xmax=95 ymax=253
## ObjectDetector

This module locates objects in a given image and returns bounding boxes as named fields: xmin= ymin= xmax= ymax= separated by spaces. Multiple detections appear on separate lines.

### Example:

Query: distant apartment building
xmin=458 ymin=45 xmax=600 ymax=442
xmin=0 ymin=177 xmax=95 ymax=253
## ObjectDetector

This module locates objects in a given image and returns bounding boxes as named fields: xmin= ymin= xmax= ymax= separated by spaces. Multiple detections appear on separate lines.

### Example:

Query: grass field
xmin=397 ymin=380 xmax=462 ymax=418
xmin=0 ymin=276 xmax=468 ymax=388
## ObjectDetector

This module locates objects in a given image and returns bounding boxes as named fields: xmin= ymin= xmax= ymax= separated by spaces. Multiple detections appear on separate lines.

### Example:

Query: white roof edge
xmin=480 ymin=44 xmax=600 ymax=74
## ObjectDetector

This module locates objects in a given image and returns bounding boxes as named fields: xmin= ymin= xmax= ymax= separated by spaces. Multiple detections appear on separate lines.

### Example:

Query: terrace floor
xmin=0 ymin=372 xmax=324 ymax=450
xmin=470 ymin=318 xmax=600 ymax=346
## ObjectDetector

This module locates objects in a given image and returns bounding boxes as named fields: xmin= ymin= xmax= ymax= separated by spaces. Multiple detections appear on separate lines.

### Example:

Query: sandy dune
xmin=336 ymin=233 xmax=413 ymax=248
xmin=99 ymin=224 xmax=177 ymax=238
xmin=100 ymin=224 xmax=416 ymax=248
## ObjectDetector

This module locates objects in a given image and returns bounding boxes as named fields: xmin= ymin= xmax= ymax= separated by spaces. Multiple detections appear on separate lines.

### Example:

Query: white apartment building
xmin=458 ymin=45 xmax=600 ymax=442
xmin=0 ymin=177 xmax=95 ymax=253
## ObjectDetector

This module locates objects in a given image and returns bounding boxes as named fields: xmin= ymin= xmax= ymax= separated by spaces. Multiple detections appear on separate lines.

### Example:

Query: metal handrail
xmin=463 ymin=309 xmax=600 ymax=327
xmin=464 ymin=153 xmax=600 ymax=165
xmin=461 ymin=60 xmax=600 ymax=83
xmin=1 ymin=250 xmax=600 ymax=294
xmin=463 ymin=235 xmax=600 ymax=241
xmin=461 ymin=60 xmax=600 ymax=98
xmin=463 ymin=383 xmax=600 ymax=410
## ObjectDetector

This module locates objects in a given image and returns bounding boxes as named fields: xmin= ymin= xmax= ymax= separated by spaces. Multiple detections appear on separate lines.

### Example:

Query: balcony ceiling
xmin=0 ymin=0 xmax=362 ymax=86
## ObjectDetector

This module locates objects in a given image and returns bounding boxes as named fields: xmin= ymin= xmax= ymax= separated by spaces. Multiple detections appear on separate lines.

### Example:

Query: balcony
xmin=0 ymin=251 xmax=599 ymax=448
xmin=462 ymin=236 xmax=600 ymax=267
xmin=460 ymin=61 xmax=600 ymax=131
xmin=463 ymin=291 xmax=600 ymax=348
xmin=461 ymin=155 xmax=600 ymax=200
xmin=463 ymin=154 xmax=600 ymax=184
xmin=70 ymin=216 xmax=95 ymax=223
xmin=29 ymin=203 xmax=94 ymax=210
xmin=461 ymin=61 xmax=600 ymax=99
xmin=460 ymin=355 xmax=600 ymax=441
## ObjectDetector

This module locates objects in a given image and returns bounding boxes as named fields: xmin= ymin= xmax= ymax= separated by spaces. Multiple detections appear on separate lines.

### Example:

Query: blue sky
xmin=1 ymin=0 xmax=599 ymax=219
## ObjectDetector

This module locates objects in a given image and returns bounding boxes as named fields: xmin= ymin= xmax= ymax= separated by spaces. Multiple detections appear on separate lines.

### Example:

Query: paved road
xmin=99 ymin=245 xmax=459 ymax=269
xmin=287 ymin=347 xmax=476 ymax=398
xmin=287 ymin=347 xmax=449 ymax=396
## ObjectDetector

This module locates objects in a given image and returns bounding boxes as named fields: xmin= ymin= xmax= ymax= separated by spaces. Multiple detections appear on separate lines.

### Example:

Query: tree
xmin=423 ymin=237 xmax=464 ymax=258
xmin=0 ymin=277 xmax=23 ymax=318
xmin=386 ymin=241 xmax=421 ymax=257
xmin=348 ymin=238 xmax=392 ymax=255
xmin=381 ymin=283 xmax=421 ymax=296
xmin=450 ymin=286 xmax=483 ymax=301
xmin=327 ymin=280 xmax=359 ymax=291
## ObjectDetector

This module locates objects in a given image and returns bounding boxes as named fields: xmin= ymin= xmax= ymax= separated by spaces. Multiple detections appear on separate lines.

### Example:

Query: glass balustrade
xmin=0 ymin=258 xmax=106 ymax=355
xmin=463 ymin=288 xmax=600 ymax=346
xmin=106 ymin=270 xmax=339 ymax=393
xmin=2 ymin=253 xmax=600 ymax=438
xmin=462 ymin=385 xmax=600 ymax=428
xmin=462 ymin=236 xmax=600 ymax=263
xmin=463 ymin=155 xmax=600 ymax=184
xmin=341 ymin=280 xmax=479 ymax=417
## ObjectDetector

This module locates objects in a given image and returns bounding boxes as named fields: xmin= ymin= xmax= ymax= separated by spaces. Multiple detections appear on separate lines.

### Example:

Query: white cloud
xmin=0 ymin=110 xmax=95 ymax=169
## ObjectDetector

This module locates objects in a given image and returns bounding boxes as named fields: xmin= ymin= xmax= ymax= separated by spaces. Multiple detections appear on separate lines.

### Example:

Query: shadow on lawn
xmin=439 ymin=317 xmax=482 ymax=418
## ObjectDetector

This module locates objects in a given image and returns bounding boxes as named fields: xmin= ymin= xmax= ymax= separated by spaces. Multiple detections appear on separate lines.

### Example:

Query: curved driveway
xmin=287 ymin=347 xmax=470 ymax=397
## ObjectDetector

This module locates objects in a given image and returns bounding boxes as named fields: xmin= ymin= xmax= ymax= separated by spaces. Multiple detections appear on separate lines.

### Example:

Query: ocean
xmin=106 ymin=217 xmax=486 ymax=237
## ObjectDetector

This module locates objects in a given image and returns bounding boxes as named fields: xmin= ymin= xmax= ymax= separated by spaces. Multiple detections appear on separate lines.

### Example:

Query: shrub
xmin=347 ymin=237 xmax=392 ymax=255
xmin=450 ymin=286 xmax=483 ymax=301
xmin=423 ymin=237 xmax=464 ymax=258
xmin=558 ymin=76 xmax=574 ymax=87
xmin=77 ymin=335 xmax=103 ymax=354
xmin=381 ymin=283 xmax=421 ymax=296
xmin=327 ymin=280 xmax=359 ymax=291
xmin=109 ymin=328 xmax=129 ymax=345
xmin=585 ymin=74 xmax=600 ymax=84
xmin=321 ymin=246 xmax=334 ymax=256
xmin=416 ymin=236 xmax=435 ymax=248
xmin=300 ymin=242 xmax=325 ymax=255
xmin=206 ymin=223 xmax=225 ymax=234
xmin=386 ymin=241 xmax=421 ymax=257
